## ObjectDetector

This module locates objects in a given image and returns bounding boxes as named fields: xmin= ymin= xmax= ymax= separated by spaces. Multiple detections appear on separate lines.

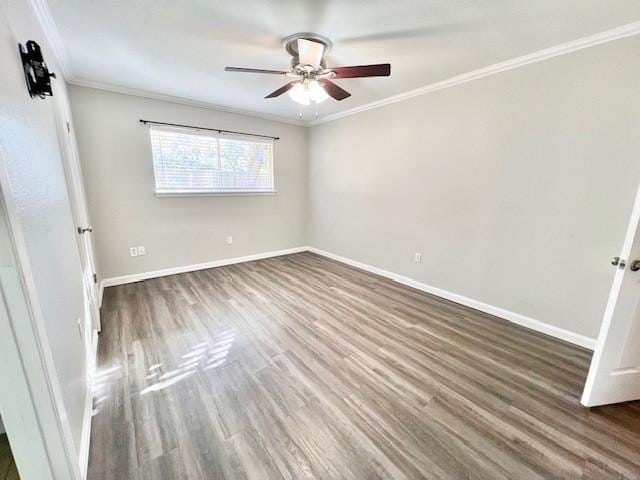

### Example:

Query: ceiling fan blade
xmin=265 ymin=82 xmax=297 ymax=98
xmin=297 ymin=38 xmax=324 ymax=67
xmin=339 ymin=23 xmax=473 ymax=45
xmin=321 ymin=80 xmax=351 ymax=101
xmin=225 ymin=67 xmax=288 ymax=75
xmin=329 ymin=64 xmax=391 ymax=78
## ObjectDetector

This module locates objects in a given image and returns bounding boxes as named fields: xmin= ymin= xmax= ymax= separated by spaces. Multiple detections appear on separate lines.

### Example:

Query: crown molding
xmin=67 ymin=78 xmax=307 ymax=127
xmin=309 ymin=21 xmax=640 ymax=126
xmin=27 ymin=0 xmax=73 ymax=79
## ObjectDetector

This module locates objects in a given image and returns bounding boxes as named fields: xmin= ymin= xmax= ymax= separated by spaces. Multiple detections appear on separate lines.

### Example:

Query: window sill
xmin=154 ymin=190 xmax=277 ymax=197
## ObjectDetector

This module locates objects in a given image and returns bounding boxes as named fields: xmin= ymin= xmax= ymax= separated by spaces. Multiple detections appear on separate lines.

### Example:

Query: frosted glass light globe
xmin=308 ymin=80 xmax=329 ymax=103
xmin=288 ymin=82 xmax=310 ymax=105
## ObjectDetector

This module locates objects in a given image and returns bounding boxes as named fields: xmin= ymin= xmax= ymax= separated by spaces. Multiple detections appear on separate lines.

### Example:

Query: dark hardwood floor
xmin=0 ymin=434 xmax=19 ymax=480
xmin=88 ymin=252 xmax=640 ymax=480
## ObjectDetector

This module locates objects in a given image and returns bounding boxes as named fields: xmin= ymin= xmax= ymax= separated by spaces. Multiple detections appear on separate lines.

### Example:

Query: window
xmin=149 ymin=126 xmax=275 ymax=195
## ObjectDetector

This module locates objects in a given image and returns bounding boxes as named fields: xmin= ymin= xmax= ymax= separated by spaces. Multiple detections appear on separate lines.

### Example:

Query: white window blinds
xmin=149 ymin=126 xmax=275 ymax=194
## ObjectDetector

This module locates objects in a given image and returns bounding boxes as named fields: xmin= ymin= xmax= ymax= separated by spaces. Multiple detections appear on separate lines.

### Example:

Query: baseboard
xmin=78 ymin=329 xmax=98 ymax=479
xmin=97 ymin=283 xmax=104 ymax=309
xmin=99 ymin=245 xmax=596 ymax=350
xmin=307 ymin=247 xmax=596 ymax=350
xmin=100 ymin=247 xmax=308 ymax=289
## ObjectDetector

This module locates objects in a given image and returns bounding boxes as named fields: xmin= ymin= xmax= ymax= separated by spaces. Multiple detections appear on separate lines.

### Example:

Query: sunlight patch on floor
xmin=139 ymin=330 xmax=236 ymax=396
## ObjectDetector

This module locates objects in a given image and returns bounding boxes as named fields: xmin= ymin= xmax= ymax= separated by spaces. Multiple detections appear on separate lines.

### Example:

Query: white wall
xmin=69 ymin=86 xmax=308 ymax=281
xmin=308 ymin=36 xmax=640 ymax=340
xmin=69 ymin=35 xmax=640 ymax=344
xmin=0 ymin=0 xmax=87 ymax=471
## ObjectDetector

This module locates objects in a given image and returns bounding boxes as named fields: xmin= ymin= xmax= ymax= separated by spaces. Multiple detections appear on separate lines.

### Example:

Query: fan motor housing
xmin=282 ymin=32 xmax=332 ymax=69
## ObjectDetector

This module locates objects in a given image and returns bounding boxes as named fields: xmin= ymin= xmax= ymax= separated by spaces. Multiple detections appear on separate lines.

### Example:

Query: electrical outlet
xmin=414 ymin=253 xmax=422 ymax=263
xmin=129 ymin=247 xmax=138 ymax=257
xmin=227 ymin=236 xmax=233 ymax=245
xmin=138 ymin=246 xmax=146 ymax=256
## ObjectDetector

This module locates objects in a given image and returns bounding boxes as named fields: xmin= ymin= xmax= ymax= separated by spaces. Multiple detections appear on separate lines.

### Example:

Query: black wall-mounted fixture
xmin=19 ymin=40 xmax=56 ymax=98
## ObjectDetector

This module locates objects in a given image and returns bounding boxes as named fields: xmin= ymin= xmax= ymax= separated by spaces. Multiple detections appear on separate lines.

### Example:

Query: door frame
xmin=52 ymin=85 xmax=101 ymax=333
xmin=0 ymin=144 xmax=83 ymax=479
xmin=50 ymin=81 xmax=100 ymax=478
xmin=51 ymin=83 xmax=99 ymax=476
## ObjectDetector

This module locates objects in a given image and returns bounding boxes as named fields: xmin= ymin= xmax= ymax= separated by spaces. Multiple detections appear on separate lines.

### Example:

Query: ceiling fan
xmin=224 ymin=33 xmax=391 ymax=106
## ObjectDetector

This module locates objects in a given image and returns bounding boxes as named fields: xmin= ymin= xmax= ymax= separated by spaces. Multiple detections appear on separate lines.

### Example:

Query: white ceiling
xmin=48 ymin=0 xmax=640 ymax=123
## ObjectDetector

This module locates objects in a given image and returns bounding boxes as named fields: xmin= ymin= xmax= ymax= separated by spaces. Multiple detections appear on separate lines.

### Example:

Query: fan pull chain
xmin=298 ymin=104 xmax=303 ymax=118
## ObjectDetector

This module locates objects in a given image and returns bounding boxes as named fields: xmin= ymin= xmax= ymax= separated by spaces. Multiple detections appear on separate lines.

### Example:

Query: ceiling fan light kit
xmin=288 ymin=79 xmax=329 ymax=105
xmin=224 ymin=32 xmax=391 ymax=111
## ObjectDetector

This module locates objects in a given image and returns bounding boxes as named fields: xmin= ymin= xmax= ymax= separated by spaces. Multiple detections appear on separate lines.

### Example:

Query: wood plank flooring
xmin=0 ymin=434 xmax=19 ymax=480
xmin=88 ymin=252 xmax=640 ymax=480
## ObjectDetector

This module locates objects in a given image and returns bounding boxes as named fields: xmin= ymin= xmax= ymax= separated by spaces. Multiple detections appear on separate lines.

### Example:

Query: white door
xmin=52 ymin=88 xmax=101 ymax=337
xmin=582 ymin=184 xmax=640 ymax=407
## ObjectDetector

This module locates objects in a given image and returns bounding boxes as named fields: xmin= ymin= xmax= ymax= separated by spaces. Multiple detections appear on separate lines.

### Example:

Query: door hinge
xmin=611 ymin=257 xmax=626 ymax=269
xmin=66 ymin=121 xmax=71 ymax=133
xmin=93 ymin=273 xmax=98 ymax=284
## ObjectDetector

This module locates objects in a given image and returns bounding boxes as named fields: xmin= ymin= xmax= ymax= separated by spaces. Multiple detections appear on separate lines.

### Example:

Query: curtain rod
xmin=139 ymin=119 xmax=280 ymax=141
